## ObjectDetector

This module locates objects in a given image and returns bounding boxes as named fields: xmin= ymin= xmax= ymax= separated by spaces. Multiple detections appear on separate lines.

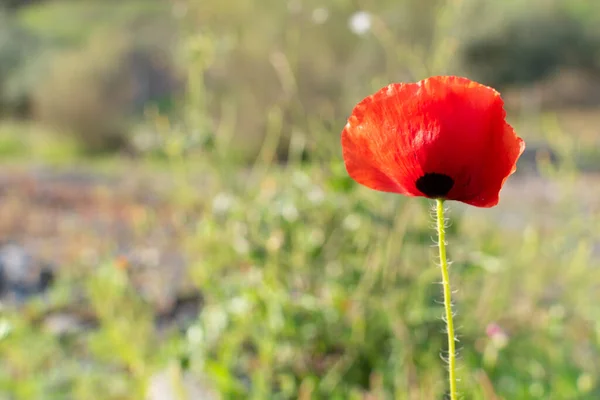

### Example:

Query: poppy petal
xmin=341 ymin=76 xmax=525 ymax=207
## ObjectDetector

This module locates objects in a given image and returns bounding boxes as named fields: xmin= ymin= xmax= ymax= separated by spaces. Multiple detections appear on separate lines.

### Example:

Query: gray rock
xmin=0 ymin=243 xmax=54 ymax=302
xmin=0 ymin=243 xmax=32 ymax=284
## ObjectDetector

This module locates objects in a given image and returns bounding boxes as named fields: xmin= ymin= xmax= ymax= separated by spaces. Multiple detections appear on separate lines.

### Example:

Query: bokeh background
xmin=1 ymin=0 xmax=600 ymax=399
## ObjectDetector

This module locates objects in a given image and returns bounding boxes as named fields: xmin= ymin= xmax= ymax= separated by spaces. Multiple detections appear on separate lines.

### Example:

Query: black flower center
xmin=415 ymin=173 xmax=454 ymax=198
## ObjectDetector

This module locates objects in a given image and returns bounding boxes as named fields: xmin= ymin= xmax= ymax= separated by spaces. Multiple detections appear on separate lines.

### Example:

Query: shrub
xmin=31 ymin=31 xmax=135 ymax=153
xmin=459 ymin=1 xmax=600 ymax=88
xmin=31 ymin=27 xmax=179 ymax=154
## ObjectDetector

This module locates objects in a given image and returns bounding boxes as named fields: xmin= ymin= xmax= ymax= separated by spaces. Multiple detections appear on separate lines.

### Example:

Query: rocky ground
xmin=0 ymin=165 xmax=202 ymax=334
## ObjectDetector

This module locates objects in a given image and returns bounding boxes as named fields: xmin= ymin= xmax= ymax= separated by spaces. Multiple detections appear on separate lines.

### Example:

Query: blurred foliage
xmin=0 ymin=10 xmax=41 ymax=115
xmin=1 ymin=0 xmax=176 ymax=152
xmin=16 ymin=0 xmax=168 ymax=45
xmin=0 ymin=0 xmax=44 ymax=10
xmin=3 ymin=155 xmax=600 ymax=398
xmin=180 ymin=162 xmax=600 ymax=399
xmin=460 ymin=0 xmax=600 ymax=87
xmin=32 ymin=31 xmax=135 ymax=153
xmin=2 ymin=0 xmax=600 ymax=399
xmin=3 ymin=0 xmax=600 ymax=154
xmin=190 ymin=0 xmax=464 ymax=160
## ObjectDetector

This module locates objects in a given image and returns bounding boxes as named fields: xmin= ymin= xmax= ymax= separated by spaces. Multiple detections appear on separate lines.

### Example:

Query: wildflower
xmin=486 ymin=322 xmax=509 ymax=349
xmin=348 ymin=11 xmax=372 ymax=35
xmin=341 ymin=76 xmax=525 ymax=207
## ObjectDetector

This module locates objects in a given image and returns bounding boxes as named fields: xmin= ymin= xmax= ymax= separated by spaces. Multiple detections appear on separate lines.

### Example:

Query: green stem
xmin=436 ymin=198 xmax=457 ymax=399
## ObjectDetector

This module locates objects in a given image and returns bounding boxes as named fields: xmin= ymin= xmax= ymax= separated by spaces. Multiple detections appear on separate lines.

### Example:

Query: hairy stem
xmin=436 ymin=198 xmax=457 ymax=399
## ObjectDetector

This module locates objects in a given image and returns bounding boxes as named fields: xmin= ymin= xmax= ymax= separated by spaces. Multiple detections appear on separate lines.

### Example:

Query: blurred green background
xmin=1 ymin=0 xmax=600 ymax=399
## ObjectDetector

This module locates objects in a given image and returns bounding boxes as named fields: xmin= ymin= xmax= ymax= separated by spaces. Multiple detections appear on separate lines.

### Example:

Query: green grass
xmin=0 ymin=121 xmax=81 ymax=164
xmin=2 ymin=155 xmax=600 ymax=399
xmin=2 ymin=0 xmax=600 ymax=399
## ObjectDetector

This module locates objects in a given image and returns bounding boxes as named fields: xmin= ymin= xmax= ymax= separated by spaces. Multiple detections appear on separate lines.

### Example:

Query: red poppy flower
xmin=341 ymin=76 xmax=525 ymax=207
